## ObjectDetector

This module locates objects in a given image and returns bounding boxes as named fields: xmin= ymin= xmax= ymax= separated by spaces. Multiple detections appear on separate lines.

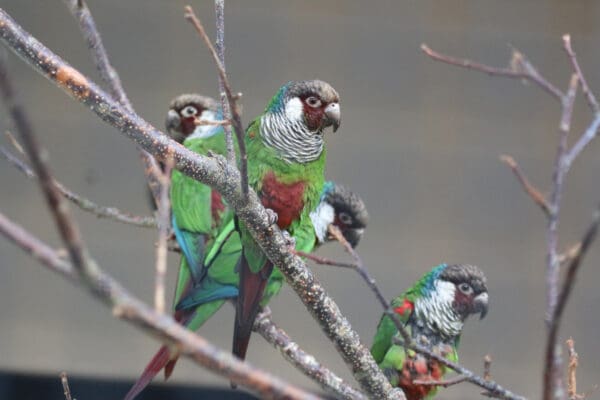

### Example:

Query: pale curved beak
xmin=324 ymin=102 xmax=341 ymax=132
xmin=474 ymin=292 xmax=489 ymax=319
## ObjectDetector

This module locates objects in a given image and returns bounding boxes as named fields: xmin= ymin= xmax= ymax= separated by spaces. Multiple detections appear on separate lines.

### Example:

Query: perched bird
xmin=233 ymin=80 xmax=341 ymax=362
xmin=371 ymin=264 xmax=488 ymax=400
xmin=124 ymin=83 xmax=347 ymax=399
xmin=146 ymin=94 xmax=220 ymax=210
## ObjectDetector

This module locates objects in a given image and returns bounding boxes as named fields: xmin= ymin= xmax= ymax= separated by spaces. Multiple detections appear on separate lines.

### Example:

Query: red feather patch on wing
xmin=394 ymin=299 xmax=414 ymax=317
xmin=260 ymin=172 xmax=306 ymax=229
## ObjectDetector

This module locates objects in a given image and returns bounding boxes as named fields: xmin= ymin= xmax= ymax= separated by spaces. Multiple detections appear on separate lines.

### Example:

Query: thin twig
xmin=564 ymin=113 xmax=600 ymax=169
xmin=0 ymin=213 xmax=318 ymax=400
xmin=500 ymin=155 xmax=551 ymax=217
xmin=255 ymin=308 xmax=367 ymax=400
xmin=562 ymin=35 xmax=599 ymax=113
xmin=567 ymin=338 xmax=578 ymax=400
xmin=413 ymin=375 xmax=468 ymax=388
xmin=184 ymin=5 xmax=248 ymax=199
xmin=214 ymin=0 xmax=236 ymax=166
xmin=328 ymin=225 xmax=411 ymax=345
xmin=62 ymin=0 xmax=163 ymax=205
xmin=0 ymin=146 xmax=157 ymax=228
xmin=293 ymin=249 xmax=356 ymax=269
xmin=60 ymin=372 xmax=73 ymax=400
xmin=4 ymin=129 xmax=24 ymax=155
xmin=154 ymin=155 xmax=173 ymax=314
xmin=421 ymin=44 xmax=564 ymax=100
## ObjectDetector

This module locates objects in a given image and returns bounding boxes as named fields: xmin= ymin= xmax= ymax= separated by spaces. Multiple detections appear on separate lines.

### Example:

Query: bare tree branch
xmin=0 ymin=10 xmax=399 ymax=399
xmin=214 ymin=0 xmax=236 ymax=166
xmin=420 ymin=44 xmax=564 ymax=100
xmin=562 ymin=35 xmax=599 ymax=113
xmin=500 ymin=154 xmax=551 ymax=218
xmin=62 ymin=0 xmax=163 ymax=205
xmin=423 ymin=38 xmax=600 ymax=400
xmin=0 ymin=146 xmax=157 ymax=228
xmin=154 ymin=156 xmax=174 ymax=314
xmin=184 ymin=5 xmax=249 ymax=199
xmin=543 ymin=72 xmax=579 ymax=400
xmin=255 ymin=308 xmax=367 ymax=400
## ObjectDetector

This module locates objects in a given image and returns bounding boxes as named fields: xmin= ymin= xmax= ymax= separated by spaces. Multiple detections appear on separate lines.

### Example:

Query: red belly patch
xmin=260 ymin=172 xmax=306 ymax=229
xmin=211 ymin=190 xmax=226 ymax=225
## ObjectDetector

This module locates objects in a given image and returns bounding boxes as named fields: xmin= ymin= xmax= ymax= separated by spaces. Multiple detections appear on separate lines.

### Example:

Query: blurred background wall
xmin=1 ymin=1 xmax=599 ymax=398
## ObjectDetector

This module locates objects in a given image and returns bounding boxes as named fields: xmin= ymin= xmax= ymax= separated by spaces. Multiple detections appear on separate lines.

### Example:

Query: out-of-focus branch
xmin=60 ymin=372 xmax=73 ymax=400
xmin=0 ymin=10 xmax=399 ymax=399
xmin=62 ymin=0 xmax=163 ymax=205
xmin=0 ymin=213 xmax=318 ymax=400
xmin=154 ymin=156 xmax=174 ymax=314
xmin=420 ymin=44 xmax=564 ymax=100
xmin=184 ymin=5 xmax=248 ymax=198
xmin=500 ymin=154 xmax=551 ymax=218
xmin=255 ymin=308 xmax=367 ymax=400
xmin=0 ymin=146 xmax=157 ymax=228
xmin=214 ymin=0 xmax=236 ymax=166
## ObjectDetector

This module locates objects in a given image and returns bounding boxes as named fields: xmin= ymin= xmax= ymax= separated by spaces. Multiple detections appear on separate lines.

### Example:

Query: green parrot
xmin=233 ymin=80 xmax=341 ymax=362
xmin=371 ymin=264 xmax=489 ymax=400
xmin=124 ymin=83 xmax=347 ymax=400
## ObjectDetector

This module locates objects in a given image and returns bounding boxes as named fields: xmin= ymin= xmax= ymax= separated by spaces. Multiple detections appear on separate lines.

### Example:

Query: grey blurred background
xmin=1 ymin=1 xmax=599 ymax=398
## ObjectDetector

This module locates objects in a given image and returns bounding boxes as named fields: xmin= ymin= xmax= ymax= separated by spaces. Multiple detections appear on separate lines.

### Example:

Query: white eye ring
xmin=181 ymin=105 xmax=198 ymax=118
xmin=339 ymin=211 xmax=353 ymax=225
xmin=458 ymin=283 xmax=473 ymax=295
xmin=306 ymin=96 xmax=322 ymax=108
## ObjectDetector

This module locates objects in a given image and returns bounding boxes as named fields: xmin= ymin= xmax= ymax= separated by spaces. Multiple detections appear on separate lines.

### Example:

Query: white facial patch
xmin=188 ymin=110 xmax=220 ymax=140
xmin=285 ymin=97 xmax=304 ymax=122
xmin=310 ymin=201 xmax=335 ymax=243
xmin=414 ymin=279 xmax=463 ymax=339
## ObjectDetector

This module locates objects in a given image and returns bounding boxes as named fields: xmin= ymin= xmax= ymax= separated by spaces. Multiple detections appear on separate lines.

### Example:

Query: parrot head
xmin=165 ymin=94 xmax=219 ymax=143
xmin=260 ymin=80 xmax=341 ymax=163
xmin=414 ymin=264 xmax=488 ymax=339
xmin=310 ymin=181 xmax=369 ymax=248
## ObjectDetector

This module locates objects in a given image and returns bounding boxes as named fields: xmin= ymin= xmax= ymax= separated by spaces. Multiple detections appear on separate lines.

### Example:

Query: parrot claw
xmin=265 ymin=208 xmax=278 ymax=225
xmin=282 ymin=230 xmax=296 ymax=249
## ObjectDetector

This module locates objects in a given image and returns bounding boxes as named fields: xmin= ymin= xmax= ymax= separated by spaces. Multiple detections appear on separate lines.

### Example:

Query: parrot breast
xmin=211 ymin=190 xmax=226 ymax=224
xmin=260 ymin=171 xmax=306 ymax=229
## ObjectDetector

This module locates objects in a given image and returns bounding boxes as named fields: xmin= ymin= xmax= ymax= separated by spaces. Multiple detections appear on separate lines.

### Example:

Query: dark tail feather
xmin=123 ymin=345 xmax=172 ymax=400
xmin=164 ymin=358 xmax=178 ymax=380
xmin=231 ymin=258 xmax=273 ymax=388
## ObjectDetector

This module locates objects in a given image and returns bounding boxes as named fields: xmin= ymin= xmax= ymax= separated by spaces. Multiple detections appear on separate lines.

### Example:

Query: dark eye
xmin=306 ymin=96 xmax=322 ymax=108
xmin=181 ymin=105 xmax=199 ymax=118
xmin=338 ymin=212 xmax=353 ymax=225
xmin=458 ymin=283 xmax=473 ymax=295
